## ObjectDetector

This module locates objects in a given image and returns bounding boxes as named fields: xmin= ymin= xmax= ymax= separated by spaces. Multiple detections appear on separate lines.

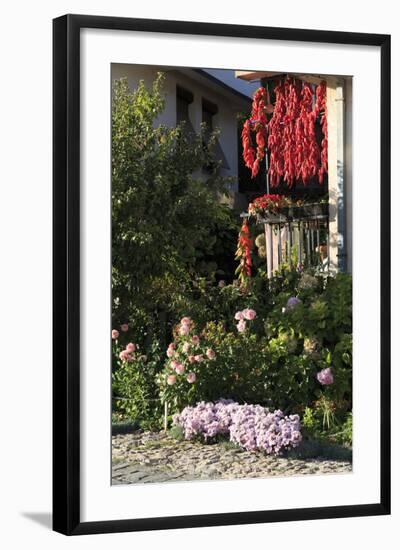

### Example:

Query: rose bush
xmin=157 ymin=314 xmax=270 ymax=412
xmin=112 ymin=333 xmax=164 ymax=429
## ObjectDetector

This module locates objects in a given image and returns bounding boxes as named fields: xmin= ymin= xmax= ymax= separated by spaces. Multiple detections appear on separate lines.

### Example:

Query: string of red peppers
xmin=234 ymin=219 xmax=253 ymax=284
xmin=242 ymin=78 xmax=328 ymax=186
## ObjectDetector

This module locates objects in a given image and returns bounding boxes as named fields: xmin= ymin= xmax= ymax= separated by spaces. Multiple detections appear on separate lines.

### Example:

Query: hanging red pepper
xmin=267 ymin=81 xmax=286 ymax=187
xmin=241 ymin=119 xmax=256 ymax=171
xmin=235 ymin=219 xmax=253 ymax=284
xmin=241 ymin=87 xmax=269 ymax=178
xmin=242 ymin=78 xmax=328 ymax=187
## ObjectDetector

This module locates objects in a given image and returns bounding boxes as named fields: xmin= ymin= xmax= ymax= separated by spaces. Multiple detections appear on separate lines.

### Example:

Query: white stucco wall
xmin=111 ymin=64 xmax=251 ymax=192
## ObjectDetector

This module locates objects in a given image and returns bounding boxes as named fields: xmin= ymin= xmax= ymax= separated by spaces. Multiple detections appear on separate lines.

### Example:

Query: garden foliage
xmin=111 ymin=74 xmax=352 ymax=447
xmin=112 ymin=74 xmax=239 ymax=349
xmin=157 ymin=271 xmax=352 ymax=429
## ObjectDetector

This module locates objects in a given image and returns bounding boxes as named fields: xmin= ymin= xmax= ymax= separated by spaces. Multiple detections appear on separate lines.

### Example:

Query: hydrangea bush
xmin=173 ymin=400 xmax=302 ymax=454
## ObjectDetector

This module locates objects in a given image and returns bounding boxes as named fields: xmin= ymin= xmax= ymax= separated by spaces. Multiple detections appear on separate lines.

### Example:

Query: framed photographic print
xmin=53 ymin=14 xmax=391 ymax=535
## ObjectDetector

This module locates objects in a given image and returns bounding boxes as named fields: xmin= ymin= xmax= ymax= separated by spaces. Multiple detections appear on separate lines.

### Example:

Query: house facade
xmin=111 ymin=64 xmax=252 ymax=209
xmin=111 ymin=64 xmax=352 ymax=274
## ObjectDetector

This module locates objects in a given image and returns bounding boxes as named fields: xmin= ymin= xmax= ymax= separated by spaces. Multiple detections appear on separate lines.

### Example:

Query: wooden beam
xmin=326 ymin=77 xmax=339 ymax=272
xmin=236 ymin=70 xmax=334 ymax=85
xmin=235 ymin=70 xmax=281 ymax=81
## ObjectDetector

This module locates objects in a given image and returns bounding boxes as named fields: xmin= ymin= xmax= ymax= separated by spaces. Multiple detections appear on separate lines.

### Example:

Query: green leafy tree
xmin=112 ymin=74 xmax=239 ymax=346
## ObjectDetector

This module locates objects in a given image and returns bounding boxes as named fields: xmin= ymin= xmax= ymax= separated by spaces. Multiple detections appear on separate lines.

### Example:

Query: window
xmin=176 ymin=85 xmax=195 ymax=136
xmin=202 ymin=98 xmax=230 ymax=170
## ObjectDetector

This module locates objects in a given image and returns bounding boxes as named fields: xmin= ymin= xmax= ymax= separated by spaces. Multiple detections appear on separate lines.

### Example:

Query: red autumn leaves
xmin=242 ymin=79 xmax=328 ymax=187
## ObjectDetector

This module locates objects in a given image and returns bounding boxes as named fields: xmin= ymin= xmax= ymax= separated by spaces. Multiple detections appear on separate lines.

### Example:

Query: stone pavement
xmin=112 ymin=431 xmax=352 ymax=485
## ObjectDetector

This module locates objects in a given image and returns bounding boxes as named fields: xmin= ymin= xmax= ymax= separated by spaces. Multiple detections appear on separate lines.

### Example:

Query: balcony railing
xmin=242 ymin=202 xmax=330 ymax=278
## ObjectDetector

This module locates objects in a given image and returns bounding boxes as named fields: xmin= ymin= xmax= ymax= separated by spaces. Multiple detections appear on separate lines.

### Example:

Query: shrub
xmin=157 ymin=314 xmax=270 ymax=412
xmin=302 ymin=404 xmax=353 ymax=446
xmin=158 ymin=271 xmax=352 ymax=425
xmin=112 ymin=337 xmax=163 ymax=428
xmin=173 ymin=400 xmax=302 ymax=454
xmin=112 ymin=74 xmax=239 ymax=349
xmin=263 ymin=271 xmax=352 ymax=413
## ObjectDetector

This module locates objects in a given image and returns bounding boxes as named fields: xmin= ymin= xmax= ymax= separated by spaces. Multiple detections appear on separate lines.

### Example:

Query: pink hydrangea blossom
xmin=187 ymin=372 xmax=196 ymax=383
xmin=175 ymin=363 xmax=185 ymax=375
xmin=167 ymin=374 xmax=177 ymax=385
xmin=317 ymin=367 xmax=334 ymax=385
xmin=191 ymin=335 xmax=200 ymax=345
xmin=237 ymin=319 xmax=247 ymax=333
xmin=243 ymin=308 xmax=257 ymax=320
xmin=206 ymin=348 xmax=216 ymax=360
xmin=120 ymin=323 xmax=129 ymax=332
xmin=125 ymin=342 xmax=136 ymax=353
xmin=234 ymin=311 xmax=244 ymax=321
xmin=182 ymin=342 xmax=190 ymax=353
xmin=194 ymin=354 xmax=204 ymax=363
xmin=111 ymin=329 xmax=119 ymax=340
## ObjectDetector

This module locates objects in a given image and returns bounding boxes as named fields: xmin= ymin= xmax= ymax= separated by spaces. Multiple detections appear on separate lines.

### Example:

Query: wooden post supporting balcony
xmin=326 ymin=77 xmax=346 ymax=273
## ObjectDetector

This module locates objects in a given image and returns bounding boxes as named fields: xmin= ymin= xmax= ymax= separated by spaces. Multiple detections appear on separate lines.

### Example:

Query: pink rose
xmin=166 ymin=347 xmax=175 ymax=358
xmin=187 ymin=372 xmax=196 ymax=383
xmin=171 ymin=360 xmax=179 ymax=369
xmin=180 ymin=316 xmax=191 ymax=326
xmin=194 ymin=354 xmax=204 ymax=363
xmin=167 ymin=374 xmax=177 ymax=385
xmin=126 ymin=342 xmax=136 ymax=353
xmin=175 ymin=363 xmax=185 ymax=375
xmin=237 ymin=319 xmax=246 ymax=333
xmin=188 ymin=355 xmax=196 ymax=364
xmin=206 ymin=348 xmax=216 ymax=360
xmin=182 ymin=342 xmax=190 ymax=353
xmin=234 ymin=311 xmax=244 ymax=321
xmin=119 ymin=350 xmax=132 ymax=362
xmin=179 ymin=324 xmax=190 ymax=336
xmin=243 ymin=308 xmax=257 ymax=320
xmin=192 ymin=335 xmax=200 ymax=345
xmin=120 ymin=323 xmax=129 ymax=332
xmin=111 ymin=329 xmax=119 ymax=340
xmin=168 ymin=342 xmax=176 ymax=350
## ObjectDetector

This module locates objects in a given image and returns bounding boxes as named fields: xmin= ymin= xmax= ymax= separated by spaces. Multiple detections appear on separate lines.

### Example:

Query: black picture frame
xmin=53 ymin=14 xmax=391 ymax=536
